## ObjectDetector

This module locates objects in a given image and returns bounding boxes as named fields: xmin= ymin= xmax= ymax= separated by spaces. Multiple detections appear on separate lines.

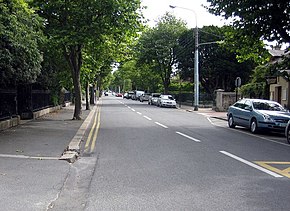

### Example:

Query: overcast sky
xmin=141 ymin=0 xmax=227 ymax=28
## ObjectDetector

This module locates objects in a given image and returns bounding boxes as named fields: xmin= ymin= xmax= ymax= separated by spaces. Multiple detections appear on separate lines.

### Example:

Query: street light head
xmin=169 ymin=5 xmax=176 ymax=9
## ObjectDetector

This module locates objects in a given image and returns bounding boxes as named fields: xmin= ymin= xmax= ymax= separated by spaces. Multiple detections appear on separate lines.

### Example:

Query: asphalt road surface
xmin=72 ymin=96 xmax=290 ymax=211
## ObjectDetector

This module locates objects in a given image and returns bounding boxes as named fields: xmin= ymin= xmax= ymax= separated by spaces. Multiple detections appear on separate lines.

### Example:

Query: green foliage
xmin=222 ymin=27 xmax=270 ymax=64
xmin=169 ymin=79 xmax=192 ymax=92
xmin=111 ymin=60 xmax=161 ymax=92
xmin=176 ymin=26 xmax=255 ymax=94
xmin=136 ymin=13 xmax=187 ymax=93
xmin=0 ymin=0 xmax=44 ymax=88
xmin=32 ymin=0 xmax=143 ymax=119
xmin=240 ymin=65 xmax=270 ymax=98
xmin=205 ymin=0 xmax=290 ymax=44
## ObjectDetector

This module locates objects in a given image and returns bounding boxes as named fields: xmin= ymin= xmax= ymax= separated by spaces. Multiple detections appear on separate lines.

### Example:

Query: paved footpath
xmin=0 ymin=104 xmax=97 ymax=211
xmin=0 ymin=104 xmax=94 ymax=161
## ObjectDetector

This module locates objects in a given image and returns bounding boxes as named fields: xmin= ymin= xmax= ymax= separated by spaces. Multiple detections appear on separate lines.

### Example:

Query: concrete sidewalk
xmin=178 ymin=104 xmax=228 ymax=121
xmin=0 ymin=104 xmax=96 ymax=163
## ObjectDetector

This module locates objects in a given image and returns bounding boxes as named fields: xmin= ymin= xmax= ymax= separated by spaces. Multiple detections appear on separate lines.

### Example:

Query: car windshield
xmin=253 ymin=101 xmax=285 ymax=111
xmin=162 ymin=96 xmax=174 ymax=100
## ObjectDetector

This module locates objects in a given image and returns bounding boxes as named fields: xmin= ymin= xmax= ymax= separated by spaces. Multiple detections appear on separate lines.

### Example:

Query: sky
xmin=141 ymin=0 xmax=227 ymax=28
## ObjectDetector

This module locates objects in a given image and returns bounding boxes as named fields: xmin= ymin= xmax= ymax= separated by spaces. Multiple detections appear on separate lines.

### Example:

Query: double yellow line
xmin=84 ymin=106 xmax=101 ymax=153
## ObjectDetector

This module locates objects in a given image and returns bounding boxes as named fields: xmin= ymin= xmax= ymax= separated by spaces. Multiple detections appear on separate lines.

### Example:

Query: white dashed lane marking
xmin=155 ymin=122 xmax=168 ymax=129
xmin=176 ymin=131 xmax=201 ymax=142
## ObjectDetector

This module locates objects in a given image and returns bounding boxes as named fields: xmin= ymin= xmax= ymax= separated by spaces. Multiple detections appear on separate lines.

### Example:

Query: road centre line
xmin=155 ymin=122 xmax=168 ymax=129
xmin=220 ymin=151 xmax=283 ymax=178
xmin=137 ymin=112 xmax=142 ymax=115
xmin=143 ymin=116 xmax=152 ymax=121
xmin=131 ymin=108 xmax=136 ymax=112
xmin=176 ymin=131 xmax=201 ymax=142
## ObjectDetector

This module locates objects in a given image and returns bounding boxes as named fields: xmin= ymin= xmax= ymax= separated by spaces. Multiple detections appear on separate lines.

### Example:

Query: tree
xmin=112 ymin=60 xmax=161 ymax=92
xmin=221 ymin=27 xmax=270 ymax=65
xmin=137 ymin=13 xmax=187 ymax=94
xmin=0 ymin=0 xmax=44 ymax=88
xmin=205 ymin=0 xmax=290 ymax=44
xmin=175 ymin=26 xmax=255 ymax=94
xmin=32 ymin=0 xmax=142 ymax=119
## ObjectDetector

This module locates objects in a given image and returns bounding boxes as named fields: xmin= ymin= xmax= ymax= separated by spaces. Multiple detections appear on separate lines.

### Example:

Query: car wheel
xmin=287 ymin=126 xmax=290 ymax=144
xmin=228 ymin=115 xmax=236 ymax=128
xmin=250 ymin=118 xmax=258 ymax=133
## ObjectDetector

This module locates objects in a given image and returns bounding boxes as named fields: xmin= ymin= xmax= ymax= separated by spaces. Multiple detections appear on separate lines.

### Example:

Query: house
xmin=268 ymin=49 xmax=290 ymax=108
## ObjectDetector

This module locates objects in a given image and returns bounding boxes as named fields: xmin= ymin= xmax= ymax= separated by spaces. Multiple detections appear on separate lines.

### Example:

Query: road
xmin=73 ymin=96 xmax=290 ymax=211
xmin=2 ymin=96 xmax=290 ymax=210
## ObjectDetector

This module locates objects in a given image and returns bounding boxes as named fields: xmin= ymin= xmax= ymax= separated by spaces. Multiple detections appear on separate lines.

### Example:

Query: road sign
xmin=235 ymin=77 xmax=241 ymax=87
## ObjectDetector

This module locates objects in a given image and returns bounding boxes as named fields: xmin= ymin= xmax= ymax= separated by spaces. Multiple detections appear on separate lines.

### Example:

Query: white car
xmin=157 ymin=95 xmax=177 ymax=108
xmin=148 ymin=93 xmax=161 ymax=105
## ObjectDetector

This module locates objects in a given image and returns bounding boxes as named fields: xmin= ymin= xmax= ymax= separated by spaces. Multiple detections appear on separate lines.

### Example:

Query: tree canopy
xmin=175 ymin=26 xmax=255 ymax=94
xmin=136 ymin=13 xmax=187 ymax=94
xmin=0 ymin=0 xmax=44 ymax=88
xmin=205 ymin=0 xmax=290 ymax=44
xmin=32 ymin=0 xmax=143 ymax=119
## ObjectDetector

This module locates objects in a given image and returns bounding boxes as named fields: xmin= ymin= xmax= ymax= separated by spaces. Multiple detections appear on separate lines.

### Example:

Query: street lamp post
xmin=169 ymin=5 xmax=199 ymax=111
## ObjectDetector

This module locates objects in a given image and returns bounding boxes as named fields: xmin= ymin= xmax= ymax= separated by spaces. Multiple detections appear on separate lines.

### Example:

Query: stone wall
xmin=214 ymin=90 xmax=240 ymax=112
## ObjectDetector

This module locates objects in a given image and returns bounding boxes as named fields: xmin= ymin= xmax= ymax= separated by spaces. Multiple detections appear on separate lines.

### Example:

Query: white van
xmin=133 ymin=90 xmax=144 ymax=101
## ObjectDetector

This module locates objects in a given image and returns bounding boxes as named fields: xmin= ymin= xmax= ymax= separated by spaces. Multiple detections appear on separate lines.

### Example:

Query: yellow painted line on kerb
xmin=255 ymin=161 xmax=290 ymax=178
xmin=85 ymin=107 xmax=101 ymax=153
xmin=90 ymin=107 xmax=101 ymax=153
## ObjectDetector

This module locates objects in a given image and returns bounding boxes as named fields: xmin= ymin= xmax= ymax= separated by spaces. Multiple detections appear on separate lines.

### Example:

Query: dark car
xmin=227 ymin=98 xmax=290 ymax=133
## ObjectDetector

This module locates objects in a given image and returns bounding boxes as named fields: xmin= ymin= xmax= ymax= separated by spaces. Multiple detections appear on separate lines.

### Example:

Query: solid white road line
xmin=220 ymin=151 xmax=283 ymax=178
xmin=155 ymin=122 xmax=168 ymax=129
xmin=0 ymin=154 xmax=59 ymax=160
xmin=175 ymin=131 xmax=201 ymax=142
xmin=143 ymin=116 xmax=152 ymax=121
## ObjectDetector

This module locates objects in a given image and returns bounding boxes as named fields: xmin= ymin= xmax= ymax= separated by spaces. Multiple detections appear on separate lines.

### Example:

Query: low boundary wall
xmin=0 ymin=105 xmax=62 ymax=131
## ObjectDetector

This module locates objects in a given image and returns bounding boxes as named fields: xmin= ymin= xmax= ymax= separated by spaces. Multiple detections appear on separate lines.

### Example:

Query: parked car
xmin=115 ymin=93 xmax=123 ymax=97
xmin=139 ymin=93 xmax=150 ymax=102
xmin=227 ymin=98 xmax=290 ymax=133
xmin=132 ymin=90 xmax=144 ymax=101
xmin=123 ymin=92 xmax=128 ymax=99
xmin=285 ymin=121 xmax=290 ymax=144
xmin=148 ymin=93 xmax=161 ymax=105
xmin=157 ymin=95 xmax=177 ymax=108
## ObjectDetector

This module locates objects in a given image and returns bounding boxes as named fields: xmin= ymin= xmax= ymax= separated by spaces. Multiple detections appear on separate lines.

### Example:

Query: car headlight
xmin=262 ymin=114 xmax=274 ymax=122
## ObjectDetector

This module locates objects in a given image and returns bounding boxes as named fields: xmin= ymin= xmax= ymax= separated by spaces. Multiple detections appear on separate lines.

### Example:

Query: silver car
xmin=157 ymin=95 xmax=177 ymax=108
xmin=227 ymin=98 xmax=290 ymax=133
xmin=148 ymin=93 xmax=161 ymax=105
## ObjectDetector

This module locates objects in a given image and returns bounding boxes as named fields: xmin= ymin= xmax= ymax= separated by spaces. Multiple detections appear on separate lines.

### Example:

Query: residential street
xmin=82 ymin=96 xmax=290 ymax=211
xmin=1 ymin=96 xmax=290 ymax=210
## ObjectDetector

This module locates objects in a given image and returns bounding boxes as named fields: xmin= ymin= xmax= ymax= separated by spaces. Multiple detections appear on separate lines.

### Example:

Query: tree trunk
xmin=85 ymin=81 xmax=90 ymax=110
xmin=90 ymin=84 xmax=95 ymax=105
xmin=64 ymin=44 xmax=83 ymax=120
